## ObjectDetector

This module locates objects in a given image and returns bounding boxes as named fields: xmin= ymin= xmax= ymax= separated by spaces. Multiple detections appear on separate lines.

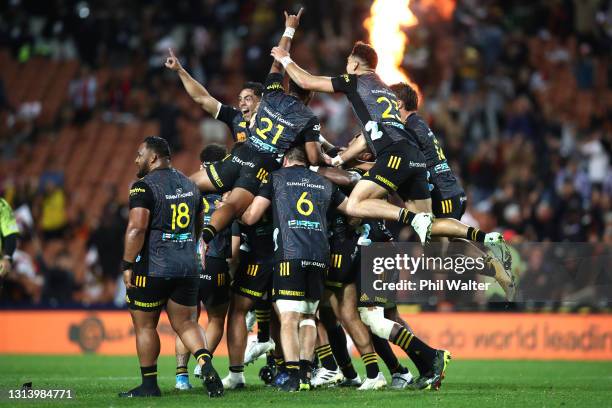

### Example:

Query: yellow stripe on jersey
xmin=387 ymin=156 xmax=401 ymax=170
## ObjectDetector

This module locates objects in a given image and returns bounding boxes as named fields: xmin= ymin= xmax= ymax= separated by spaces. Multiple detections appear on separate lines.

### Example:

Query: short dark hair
xmin=144 ymin=136 xmax=171 ymax=159
xmin=285 ymin=146 xmax=306 ymax=163
xmin=199 ymin=144 xmax=227 ymax=164
xmin=390 ymin=82 xmax=418 ymax=111
xmin=288 ymin=79 xmax=313 ymax=103
xmin=351 ymin=41 xmax=378 ymax=69
xmin=243 ymin=82 xmax=264 ymax=98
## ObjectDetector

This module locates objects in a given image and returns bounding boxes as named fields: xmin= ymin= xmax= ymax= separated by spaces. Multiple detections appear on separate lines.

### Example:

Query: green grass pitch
xmin=0 ymin=355 xmax=611 ymax=407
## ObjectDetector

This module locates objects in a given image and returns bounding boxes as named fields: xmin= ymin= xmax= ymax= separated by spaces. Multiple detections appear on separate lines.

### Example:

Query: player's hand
xmin=164 ymin=48 xmax=183 ymax=72
xmin=0 ymin=258 xmax=10 ymax=278
xmin=284 ymin=7 xmax=304 ymax=29
xmin=123 ymin=269 xmax=135 ymax=289
xmin=270 ymin=47 xmax=289 ymax=63
xmin=322 ymin=153 xmax=333 ymax=166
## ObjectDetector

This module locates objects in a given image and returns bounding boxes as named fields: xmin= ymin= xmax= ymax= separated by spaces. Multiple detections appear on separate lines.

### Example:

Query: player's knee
xmin=358 ymin=307 xmax=395 ymax=339
xmin=276 ymin=299 xmax=319 ymax=315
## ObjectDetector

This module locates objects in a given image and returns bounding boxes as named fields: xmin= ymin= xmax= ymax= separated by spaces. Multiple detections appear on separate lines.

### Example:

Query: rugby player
xmin=119 ymin=137 xmax=223 ymax=398
xmin=242 ymin=147 xmax=387 ymax=391
xmin=177 ymin=9 xmax=325 ymax=248
xmin=175 ymin=144 xmax=240 ymax=390
xmin=313 ymin=143 xmax=444 ymax=390
xmin=221 ymin=182 xmax=279 ymax=389
xmin=390 ymin=82 xmax=515 ymax=298
xmin=165 ymin=50 xmax=261 ymax=144
xmin=0 ymin=198 xmax=18 ymax=279
xmin=270 ymin=42 xmax=511 ymax=260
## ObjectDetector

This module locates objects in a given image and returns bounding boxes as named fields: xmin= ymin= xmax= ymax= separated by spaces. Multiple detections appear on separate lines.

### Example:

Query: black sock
xmin=315 ymin=344 xmax=338 ymax=371
xmin=285 ymin=361 xmax=299 ymax=378
xmin=193 ymin=348 xmax=212 ymax=366
xmin=392 ymin=328 xmax=436 ymax=371
xmin=201 ymin=225 xmax=217 ymax=244
xmin=407 ymin=350 xmax=429 ymax=376
xmin=372 ymin=335 xmax=404 ymax=374
xmin=266 ymin=352 xmax=275 ymax=367
xmin=340 ymin=362 xmax=358 ymax=379
xmin=176 ymin=365 xmax=188 ymax=376
xmin=229 ymin=365 xmax=244 ymax=374
xmin=361 ymin=352 xmax=379 ymax=379
xmin=398 ymin=208 xmax=416 ymax=225
xmin=327 ymin=324 xmax=352 ymax=369
xmin=255 ymin=309 xmax=271 ymax=343
xmin=467 ymin=227 xmax=486 ymax=242
xmin=141 ymin=365 xmax=158 ymax=389
xmin=299 ymin=359 xmax=312 ymax=381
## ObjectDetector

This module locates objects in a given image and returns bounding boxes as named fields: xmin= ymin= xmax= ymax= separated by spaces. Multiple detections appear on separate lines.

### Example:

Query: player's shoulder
xmin=405 ymin=113 xmax=431 ymax=136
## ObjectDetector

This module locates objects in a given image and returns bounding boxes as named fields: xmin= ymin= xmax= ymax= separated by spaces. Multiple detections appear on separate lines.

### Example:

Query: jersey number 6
xmin=296 ymin=192 xmax=314 ymax=216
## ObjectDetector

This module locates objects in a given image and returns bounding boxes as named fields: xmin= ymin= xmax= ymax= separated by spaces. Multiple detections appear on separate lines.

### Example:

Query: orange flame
xmin=421 ymin=0 xmax=455 ymax=20
xmin=364 ymin=0 xmax=417 ymax=86
xmin=364 ymin=0 xmax=456 ymax=103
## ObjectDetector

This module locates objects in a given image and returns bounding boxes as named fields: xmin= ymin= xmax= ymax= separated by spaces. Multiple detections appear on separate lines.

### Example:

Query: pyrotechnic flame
xmin=364 ymin=0 xmax=456 ymax=103
xmin=364 ymin=0 xmax=417 ymax=85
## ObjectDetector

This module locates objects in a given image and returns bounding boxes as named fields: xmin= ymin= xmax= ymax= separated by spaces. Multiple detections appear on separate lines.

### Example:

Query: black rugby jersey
xmin=331 ymin=72 xmax=418 ymax=155
xmin=259 ymin=165 xmax=346 ymax=263
xmin=129 ymin=168 xmax=202 ymax=278
xmin=328 ymin=167 xmax=394 ymax=247
xmin=217 ymin=105 xmax=249 ymax=142
xmin=200 ymin=193 xmax=233 ymax=259
xmin=239 ymin=211 xmax=275 ymax=262
xmin=405 ymin=113 xmax=464 ymax=199
xmin=246 ymin=73 xmax=320 ymax=160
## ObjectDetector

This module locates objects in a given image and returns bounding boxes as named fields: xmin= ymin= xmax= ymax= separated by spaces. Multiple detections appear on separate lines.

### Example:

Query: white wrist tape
xmin=331 ymin=155 xmax=344 ymax=167
xmin=279 ymin=56 xmax=293 ymax=68
xmin=309 ymin=166 xmax=319 ymax=173
xmin=283 ymin=27 xmax=296 ymax=39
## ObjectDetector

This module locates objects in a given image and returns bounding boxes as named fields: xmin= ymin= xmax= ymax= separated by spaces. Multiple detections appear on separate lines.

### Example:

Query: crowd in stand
xmin=0 ymin=0 xmax=609 ymax=308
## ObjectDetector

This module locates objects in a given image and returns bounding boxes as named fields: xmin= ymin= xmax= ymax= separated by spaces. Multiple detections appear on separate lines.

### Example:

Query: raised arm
xmin=270 ymin=47 xmax=335 ymax=93
xmin=240 ymin=196 xmax=272 ymax=226
xmin=271 ymin=8 xmax=304 ymax=74
xmin=165 ymin=48 xmax=221 ymax=116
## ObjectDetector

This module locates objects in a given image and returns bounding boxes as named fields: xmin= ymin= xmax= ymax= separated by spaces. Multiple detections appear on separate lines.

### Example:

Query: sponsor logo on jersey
xmin=129 ymin=187 xmax=146 ymax=196
xmin=266 ymin=82 xmax=284 ymax=91
xmin=409 ymin=161 xmax=427 ymax=168
xmin=209 ymin=164 xmax=223 ymax=187
xmin=288 ymin=219 xmax=321 ymax=230
xmin=165 ymin=191 xmax=195 ymax=200
xmin=231 ymin=155 xmax=256 ymax=167
xmin=286 ymin=181 xmax=325 ymax=190
xmin=434 ymin=162 xmax=451 ymax=173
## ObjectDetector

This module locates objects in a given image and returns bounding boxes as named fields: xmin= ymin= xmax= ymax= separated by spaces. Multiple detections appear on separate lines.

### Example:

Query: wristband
xmin=282 ymin=27 xmax=296 ymax=39
xmin=121 ymin=260 xmax=134 ymax=271
xmin=309 ymin=166 xmax=319 ymax=173
xmin=331 ymin=155 xmax=344 ymax=167
xmin=279 ymin=56 xmax=293 ymax=68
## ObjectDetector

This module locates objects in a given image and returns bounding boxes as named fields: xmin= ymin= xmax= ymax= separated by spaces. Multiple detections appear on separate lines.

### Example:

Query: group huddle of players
xmin=119 ymin=9 xmax=515 ymax=398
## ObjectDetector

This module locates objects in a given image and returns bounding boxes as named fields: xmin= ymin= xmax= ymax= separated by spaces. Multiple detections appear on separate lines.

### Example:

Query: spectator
xmin=38 ymin=180 xmax=68 ymax=241
xmin=69 ymin=66 xmax=97 ymax=124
